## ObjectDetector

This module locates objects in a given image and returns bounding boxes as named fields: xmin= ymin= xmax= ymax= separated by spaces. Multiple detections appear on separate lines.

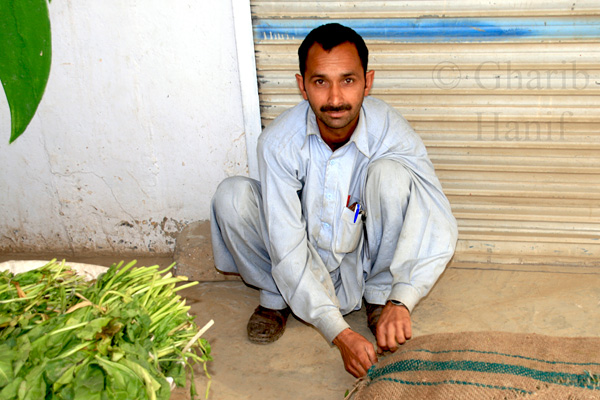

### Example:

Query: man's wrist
xmin=332 ymin=328 xmax=353 ymax=346
xmin=388 ymin=299 xmax=408 ymax=311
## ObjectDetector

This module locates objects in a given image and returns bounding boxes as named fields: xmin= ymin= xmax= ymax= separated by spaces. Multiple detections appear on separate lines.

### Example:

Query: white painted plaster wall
xmin=0 ymin=0 xmax=250 ymax=254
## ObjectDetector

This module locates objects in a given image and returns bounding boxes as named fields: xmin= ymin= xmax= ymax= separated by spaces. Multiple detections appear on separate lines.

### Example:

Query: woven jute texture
xmin=351 ymin=331 xmax=600 ymax=400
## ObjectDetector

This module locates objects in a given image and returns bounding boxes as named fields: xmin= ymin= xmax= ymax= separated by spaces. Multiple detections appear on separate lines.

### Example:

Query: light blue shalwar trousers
xmin=210 ymin=160 xmax=410 ymax=335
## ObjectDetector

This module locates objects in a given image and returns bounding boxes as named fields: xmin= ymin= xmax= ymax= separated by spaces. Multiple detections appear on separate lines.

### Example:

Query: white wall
xmin=0 ymin=0 xmax=250 ymax=254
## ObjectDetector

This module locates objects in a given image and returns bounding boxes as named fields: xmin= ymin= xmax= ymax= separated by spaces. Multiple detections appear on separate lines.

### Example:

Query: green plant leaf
xmin=0 ymin=376 xmax=24 ymax=399
xmin=0 ymin=344 xmax=16 ymax=388
xmin=72 ymin=363 xmax=104 ymax=400
xmin=21 ymin=362 xmax=47 ymax=400
xmin=76 ymin=317 xmax=113 ymax=341
xmin=0 ymin=0 xmax=51 ymax=143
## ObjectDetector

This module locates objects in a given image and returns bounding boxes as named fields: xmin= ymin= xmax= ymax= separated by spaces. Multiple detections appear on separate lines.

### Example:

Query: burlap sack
xmin=351 ymin=331 xmax=600 ymax=400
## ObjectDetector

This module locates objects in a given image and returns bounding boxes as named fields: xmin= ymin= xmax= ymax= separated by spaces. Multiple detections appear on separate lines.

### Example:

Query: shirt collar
xmin=303 ymin=101 xmax=371 ymax=157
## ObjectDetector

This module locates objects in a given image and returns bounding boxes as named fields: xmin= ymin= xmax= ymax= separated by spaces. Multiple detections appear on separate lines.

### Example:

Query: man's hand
xmin=375 ymin=301 xmax=412 ymax=353
xmin=332 ymin=328 xmax=378 ymax=378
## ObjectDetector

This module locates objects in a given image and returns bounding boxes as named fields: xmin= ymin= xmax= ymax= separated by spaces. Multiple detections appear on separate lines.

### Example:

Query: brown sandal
xmin=247 ymin=305 xmax=291 ymax=344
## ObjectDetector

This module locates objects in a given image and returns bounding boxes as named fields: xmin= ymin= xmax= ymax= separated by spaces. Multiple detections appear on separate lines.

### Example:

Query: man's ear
xmin=296 ymin=73 xmax=309 ymax=100
xmin=364 ymin=70 xmax=375 ymax=96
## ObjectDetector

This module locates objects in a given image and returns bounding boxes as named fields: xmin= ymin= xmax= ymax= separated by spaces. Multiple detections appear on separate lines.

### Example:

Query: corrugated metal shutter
xmin=249 ymin=1 xmax=600 ymax=271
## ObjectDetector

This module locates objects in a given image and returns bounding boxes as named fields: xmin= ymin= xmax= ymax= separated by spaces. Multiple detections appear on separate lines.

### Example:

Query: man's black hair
xmin=298 ymin=23 xmax=368 ymax=77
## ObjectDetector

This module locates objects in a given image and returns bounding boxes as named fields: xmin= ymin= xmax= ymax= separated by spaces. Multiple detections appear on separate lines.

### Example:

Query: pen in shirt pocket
xmin=346 ymin=194 xmax=370 ymax=256
xmin=353 ymin=204 xmax=361 ymax=223
xmin=345 ymin=197 xmax=362 ymax=224
xmin=346 ymin=195 xmax=359 ymax=210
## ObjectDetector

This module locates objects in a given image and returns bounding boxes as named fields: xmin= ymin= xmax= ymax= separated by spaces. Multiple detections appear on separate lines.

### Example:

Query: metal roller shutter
xmin=249 ymin=1 xmax=600 ymax=271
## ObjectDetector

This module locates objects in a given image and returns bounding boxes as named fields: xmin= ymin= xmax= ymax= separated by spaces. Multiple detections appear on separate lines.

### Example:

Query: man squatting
xmin=210 ymin=23 xmax=458 ymax=378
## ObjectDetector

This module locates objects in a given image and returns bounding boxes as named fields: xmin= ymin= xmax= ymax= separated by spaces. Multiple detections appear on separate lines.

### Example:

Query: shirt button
xmin=329 ymin=160 xmax=336 ymax=166
xmin=323 ymin=223 xmax=330 ymax=229
xmin=326 ymin=193 xmax=333 ymax=200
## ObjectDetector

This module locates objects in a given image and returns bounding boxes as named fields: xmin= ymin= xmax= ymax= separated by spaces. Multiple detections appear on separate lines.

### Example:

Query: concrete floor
xmin=2 ymin=253 xmax=599 ymax=400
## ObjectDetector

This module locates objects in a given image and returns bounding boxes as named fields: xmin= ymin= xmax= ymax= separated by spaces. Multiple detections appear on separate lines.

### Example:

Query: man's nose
xmin=328 ymin=82 xmax=343 ymax=106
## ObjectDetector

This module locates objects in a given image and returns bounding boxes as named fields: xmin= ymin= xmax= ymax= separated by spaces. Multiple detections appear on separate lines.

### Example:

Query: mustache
xmin=320 ymin=104 xmax=352 ymax=112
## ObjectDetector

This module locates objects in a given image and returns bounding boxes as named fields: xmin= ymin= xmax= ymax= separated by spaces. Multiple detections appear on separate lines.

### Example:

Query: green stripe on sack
xmin=403 ymin=348 xmax=600 ymax=367
xmin=368 ymin=359 xmax=600 ymax=390
xmin=377 ymin=377 xmax=531 ymax=395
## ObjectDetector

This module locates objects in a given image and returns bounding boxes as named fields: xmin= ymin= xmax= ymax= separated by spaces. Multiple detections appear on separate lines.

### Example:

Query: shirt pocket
xmin=335 ymin=207 xmax=364 ymax=254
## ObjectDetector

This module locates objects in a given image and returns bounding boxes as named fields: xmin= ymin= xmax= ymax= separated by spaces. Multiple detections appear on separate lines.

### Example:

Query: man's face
xmin=296 ymin=42 xmax=374 ymax=150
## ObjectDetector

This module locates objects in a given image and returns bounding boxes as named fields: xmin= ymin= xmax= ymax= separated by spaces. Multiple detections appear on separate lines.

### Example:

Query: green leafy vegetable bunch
xmin=0 ymin=260 xmax=212 ymax=400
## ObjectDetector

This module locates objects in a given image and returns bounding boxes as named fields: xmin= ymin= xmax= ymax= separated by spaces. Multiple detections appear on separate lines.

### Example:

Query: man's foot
xmin=247 ymin=305 xmax=291 ymax=344
xmin=365 ymin=301 xmax=384 ymax=337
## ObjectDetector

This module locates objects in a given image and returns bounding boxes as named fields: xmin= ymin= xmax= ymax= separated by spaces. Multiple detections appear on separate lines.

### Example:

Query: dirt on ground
xmin=2 ymin=253 xmax=599 ymax=400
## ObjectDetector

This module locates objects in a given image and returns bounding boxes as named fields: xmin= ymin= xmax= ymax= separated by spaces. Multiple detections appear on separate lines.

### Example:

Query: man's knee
xmin=212 ymin=176 xmax=260 ymax=224
xmin=366 ymin=159 xmax=411 ymax=202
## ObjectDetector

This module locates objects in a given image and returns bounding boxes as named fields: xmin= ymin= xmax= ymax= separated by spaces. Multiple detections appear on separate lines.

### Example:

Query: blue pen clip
xmin=353 ymin=203 xmax=360 ymax=223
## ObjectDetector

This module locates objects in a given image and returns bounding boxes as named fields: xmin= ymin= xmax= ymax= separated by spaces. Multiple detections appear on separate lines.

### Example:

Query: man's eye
xmin=315 ymin=79 xmax=325 ymax=85
xmin=344 ymin=78 xmax=354 ymax=84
